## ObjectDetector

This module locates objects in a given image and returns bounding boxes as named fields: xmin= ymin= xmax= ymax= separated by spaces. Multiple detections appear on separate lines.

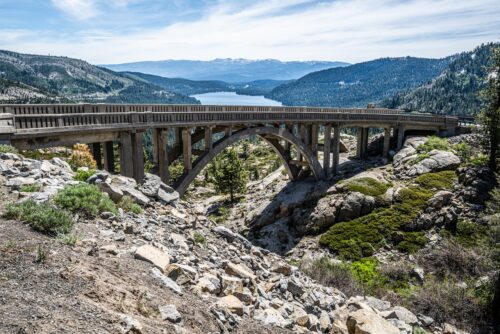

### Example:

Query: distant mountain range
xmin=266 ymin=57 xmax=452 ymax=108
xmin=0 ymin=50 xmax=197 ymax=104
xmin=122 ymin=71 xmax=290 ymax=96
xmin=103 ymin=59 xmax=349 ymax=82
xmin=382 ymin=43 xmax=498 ymax=116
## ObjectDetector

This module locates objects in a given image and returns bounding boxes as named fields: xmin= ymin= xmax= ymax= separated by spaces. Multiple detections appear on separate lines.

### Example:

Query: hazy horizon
xmin=0 ymin=0 xmax=498 ymax=65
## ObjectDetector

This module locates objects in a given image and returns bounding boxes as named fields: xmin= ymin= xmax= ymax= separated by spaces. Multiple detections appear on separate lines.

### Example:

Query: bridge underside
xmin=10 ymin=123 xmax=442 ymax=196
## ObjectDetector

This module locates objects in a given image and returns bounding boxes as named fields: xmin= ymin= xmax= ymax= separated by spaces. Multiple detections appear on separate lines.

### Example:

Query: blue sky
xmin=0 ymin=0 xmax=499 ymax=64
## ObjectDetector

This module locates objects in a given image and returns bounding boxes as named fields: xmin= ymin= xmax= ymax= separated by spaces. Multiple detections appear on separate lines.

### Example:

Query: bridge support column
xmin=103 ymin=141 xmax=115 ymax=173
xmin=120 ymin=132 xmax=134 ymax=178
xmin=224 ymin=126 xmax=232 ymax=137
xmin=132 ymin=132 xmax=144 ymax=182
xmin=182 ymin=128 xmax=192 ymax=171
xmin=323 ymin=124 xmax=331 ymax=176
xmin=356 ymin=127 xmax=369 ymax=159
xmin=310 ymin=124 xmax=318 ymax=157
xmin=91 ymin=143 xmax=102 ymax=170
xmin=383 ymin=127 xmax=391 ymax=158
xmin=332 ymin=125 xmax=340 ymax=175
xmin=204 ymin=126 xmax=213 ymax=151
xmin=154 ymin=129 xmax=169 ymax=183
xmin=397 ymin=126 xmax=405 ymax=150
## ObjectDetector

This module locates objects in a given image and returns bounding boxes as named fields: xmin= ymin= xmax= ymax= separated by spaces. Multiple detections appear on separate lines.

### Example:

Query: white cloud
xmin=51 ymin=0 xmax=99 ymax=21
xmin=4 ymin=0 xmax=500 ymax=63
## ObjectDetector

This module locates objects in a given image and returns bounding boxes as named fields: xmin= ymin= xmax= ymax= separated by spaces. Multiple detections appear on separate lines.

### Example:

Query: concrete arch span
xmin=175 ymin=126 xmax=325 ymax=196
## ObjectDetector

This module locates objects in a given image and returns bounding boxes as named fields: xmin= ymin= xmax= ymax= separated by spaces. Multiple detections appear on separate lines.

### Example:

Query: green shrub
xmin=0 ymin=145 xmax=18 ymax=154
xmin=299 ymin=257 xmax=364 ymax=297
xmin=409 ymin=153 xmax=430 ymax=165
xmin=396 ymin=232 xmax=428 ymax=253
xmin=320 ymin=186 xmax=433 ymax=260
xmin=74 ymin=169 xmax=96 ymax=182
xmin=117 ymin=195 xmax=143 ymax=214
xmin=4 ymin=200 xmax=73 ymax=235
xmin=19 ymin=184 xmax=41 ymax=192
xmin=342 ymin=177 xmax=390 ymax=197
xmin=57 ymin=233 xmax=79 ymax=246
xmin=209 ymin=205 xmax=230 ymax=224
xmin=470 ymin=154 xmax=489 ymax=166
xmin=55 ymin=183 xmax=117 ymax=217
xmin=193 ymin=232 xmax=206 ymax=245
xmin=415 ymin=171 xmax=457 ymax=190
xmin=416 ymin=136 xmax=449 ymax=154
xmin=455 ymin=220 xmax=491 ymax=247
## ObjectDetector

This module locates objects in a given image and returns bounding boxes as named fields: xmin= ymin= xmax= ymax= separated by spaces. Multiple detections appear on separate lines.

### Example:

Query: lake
xmin=191 ymin=91 xmax=282 ymax=106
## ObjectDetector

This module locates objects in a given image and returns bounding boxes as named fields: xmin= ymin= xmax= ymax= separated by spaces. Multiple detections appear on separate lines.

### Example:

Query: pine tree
xmin=212 ymin=148 xmax=248 ymax=202
xmin=480 ymin=47 xmax=500 ymax=171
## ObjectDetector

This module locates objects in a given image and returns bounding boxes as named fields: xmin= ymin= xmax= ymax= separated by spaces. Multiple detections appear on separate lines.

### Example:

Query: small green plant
xmin=0 ymin=144 xmax=18 ymax=154
xmin=410 ymin=152 xmax=430 ymax=165
xmin=396 ymin=232 xmax=427 ymax=253
xmin=416 ymin=136 xmax=450 ymax=154
xmin=19 ymin=184 xmax=41 ymax=192
xmin=470 ymin=154 xmax=489 ymax=166
xmin=209 ymin=205 xmax=230 ymax=224
xmin=117 ymin=196 xmax=143 ymax=214
xmin=415 ymin=171 xmax=457 ymax=190
xmin=342 ymin=177 xmax=390 ymax=197
xmin=56 ymin=233 xmax=79 ymax=246
xmin=73 ymin=169 xmax=96 ymax=182
xmin=193 ymin=232 xmax=206 ymax=245
xmin=4 ymin=200 xmax=73 ymax=235
xmin=35 ymin=244 xmax=47 ymax=263
xmin=55 ymin=183 xmax=117 ymax=217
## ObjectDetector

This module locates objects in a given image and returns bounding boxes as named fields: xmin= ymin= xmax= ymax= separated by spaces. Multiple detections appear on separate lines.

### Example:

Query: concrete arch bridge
xmin=0 ymin=104 xmax=458 ymax=195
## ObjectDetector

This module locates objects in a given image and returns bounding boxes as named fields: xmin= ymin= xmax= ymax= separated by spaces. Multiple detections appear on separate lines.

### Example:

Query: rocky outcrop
xmin=337 ymin=192 xmax=376 ymax=222
xmin=406 ymin=150 xmax=461 ymax=176
xmin=393 ymin=137 xmax=461 ymax=177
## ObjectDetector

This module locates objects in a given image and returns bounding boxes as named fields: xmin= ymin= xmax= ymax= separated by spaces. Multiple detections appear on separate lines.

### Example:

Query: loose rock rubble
xmin=0 ymin=149 xmax=478 ymax=334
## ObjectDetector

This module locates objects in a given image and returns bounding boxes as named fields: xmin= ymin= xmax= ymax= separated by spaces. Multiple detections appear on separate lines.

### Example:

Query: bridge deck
xmin=0 ymin=104 xmax=458 ymax=140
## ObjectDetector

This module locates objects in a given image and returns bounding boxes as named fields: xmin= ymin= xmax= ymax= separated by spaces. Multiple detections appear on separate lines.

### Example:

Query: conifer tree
xmin=212 ymin=148 xmax=248 ymax=202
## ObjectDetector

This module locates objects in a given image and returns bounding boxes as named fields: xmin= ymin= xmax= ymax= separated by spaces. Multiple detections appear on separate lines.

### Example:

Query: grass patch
xmin=415 ymin=171 xmax=457 ymax=190
xmin=35 ymin=244 xmax=48 ymax=263
xmin=55 ymin=183 xmax=117 ymax=217
xmin=342 ymin=177 xmax=390 ymax=197
xmin=74 ymin=169 xmax=96 ymax=182
xmin=396 ymin=232 xmax=428 ymax=253
xmin=4 ymin=200 xmax=73 ymax=235
xmin=0 ymin=145 xmax=18 ymax=154
xmin=57 ymin=233 xmax=79 ymax=246
xmin=208 ymin=205 xmax=230 ymax=224
xmin=117 ymin=196 xmax=143 ymax=214
xmin=193 ymin=232 xmax=206 ymax=245
xmin=319 ymin=186 xmax=433 ymax=260
xmin=416 ymin=136 xmax=449 ymax=154
xmin=19 ymin=184 xmax=41 ymax=192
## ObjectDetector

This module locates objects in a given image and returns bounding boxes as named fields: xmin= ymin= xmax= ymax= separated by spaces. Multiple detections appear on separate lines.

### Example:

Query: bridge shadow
xmin=244 ymin=154 xmax=389 ymax=255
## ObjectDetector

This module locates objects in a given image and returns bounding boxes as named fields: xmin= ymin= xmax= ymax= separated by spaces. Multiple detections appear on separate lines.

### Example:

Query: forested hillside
xmin=0 ymin=50 xmax=197 ymax=104
xmin=267 ymin=57 xmax=451 ymax=107
xmin=383 ymin=43 xmax=498 ymax=115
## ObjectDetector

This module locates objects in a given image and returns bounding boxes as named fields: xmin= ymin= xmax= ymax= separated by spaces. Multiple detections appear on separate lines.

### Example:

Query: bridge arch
xmin=175 ymin=126 xmax=325 ymax=196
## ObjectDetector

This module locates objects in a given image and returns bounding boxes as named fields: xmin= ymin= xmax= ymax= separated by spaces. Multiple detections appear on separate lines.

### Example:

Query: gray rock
xmin=407 ymin=150 xmax=461 ymax=176
xmin=287 ymin=278 xmax=305 ymax=297
xmin=382 ymin=306 xmax=418 ymax=325
xmin=159 ymin=304 xmax=182 ymax=323
xmin=151 ymin=268 xmax=183 ymax=295
xmin=135 ymin=244 xmax=170 ymax=272
xmin=428 ymin=190 xmax=453 ymax=209
xmin=213 ymin=226 xmax=252 ymax=249
xmin=337 ymin=192 xmax=375 ymax=222
xmin=157 ymin=188 xmax=180 ymax=204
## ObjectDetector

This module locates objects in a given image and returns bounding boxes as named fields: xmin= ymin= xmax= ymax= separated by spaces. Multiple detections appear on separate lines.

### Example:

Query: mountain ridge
xmin=103 ymin=58 xmax=349 ymax=82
